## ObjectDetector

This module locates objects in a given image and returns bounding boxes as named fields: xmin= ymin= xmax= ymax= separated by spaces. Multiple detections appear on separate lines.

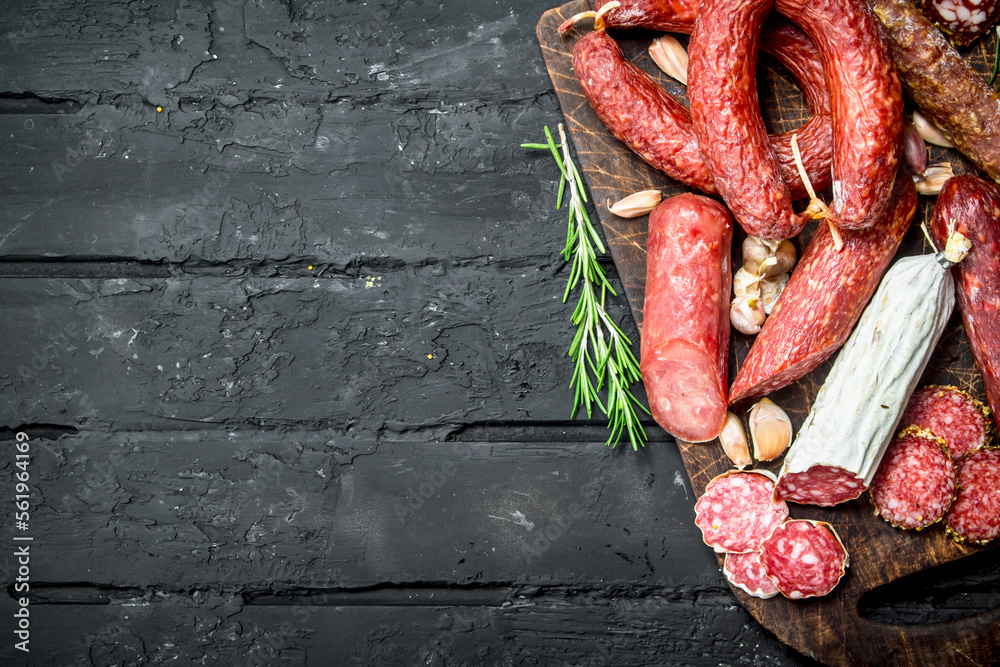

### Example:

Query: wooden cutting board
xmin=536 ymin=3 xmax=1000 ymax=665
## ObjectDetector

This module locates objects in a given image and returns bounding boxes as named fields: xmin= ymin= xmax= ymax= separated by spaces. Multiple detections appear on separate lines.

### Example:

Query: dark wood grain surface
xmin=538 ymin=1 xmax=1000 ymax=665
xmin=0 ymin=0 xmax=996 ymax=665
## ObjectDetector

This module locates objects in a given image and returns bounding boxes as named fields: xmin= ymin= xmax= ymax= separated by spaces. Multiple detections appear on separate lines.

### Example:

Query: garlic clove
xmin=732 ymin=267 xmax=762 ymax=299
xmin=649 ymin=34 xmax=689 ymax=85
xmin=912 ymin=109 xmax=954 ymax=148
xmin=759 ymin=273 xmax=788 ymax=315
xmin=913 ymin=162 xmax=954 ymax=196
xmin=731 ymin=296 xmax=766 ymax=335
xmin=902 ymin=122 xmax=928 ymax=177
xmin=608 ymin=189 xmax=662 ymax=217
xmin=741 ymin=236 xmax=769 ymax=276
xmin=748 ymin=398 xmax=793 ymax=461
xmin=719 ymin=412 xmax=752 ymax=469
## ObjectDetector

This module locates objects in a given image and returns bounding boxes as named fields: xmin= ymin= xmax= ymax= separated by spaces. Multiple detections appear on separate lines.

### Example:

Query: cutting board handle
xmin=853 ymin=606 xmax=1000 ymax=664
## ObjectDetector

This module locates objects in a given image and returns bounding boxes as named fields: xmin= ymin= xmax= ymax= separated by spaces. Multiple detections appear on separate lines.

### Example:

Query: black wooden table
xmin=0 ymin=1 xmax=997 ymax=665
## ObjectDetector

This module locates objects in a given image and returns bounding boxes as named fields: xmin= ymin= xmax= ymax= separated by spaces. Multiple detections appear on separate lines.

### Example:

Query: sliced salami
xmin=759 ymin=519 xmax=849 ymax=599
xmin=723 ymin=550 xmax=780 ymax=599
xmin=899 ymin=385 xmax=992 ymax=460
xmin=774 ymin=465 xmax=866 ymax=507
xmin=945 ymin=447 xmax=1000 ymax=545
xmin=869 ymin=426 xmax=956 ymax=531
xmin=694 ymin=471 xmax=788 ymax=554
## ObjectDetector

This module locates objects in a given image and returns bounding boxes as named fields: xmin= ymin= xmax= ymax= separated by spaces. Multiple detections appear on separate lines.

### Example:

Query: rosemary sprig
xmin=522 ymin=124 xmax=649 ymax=450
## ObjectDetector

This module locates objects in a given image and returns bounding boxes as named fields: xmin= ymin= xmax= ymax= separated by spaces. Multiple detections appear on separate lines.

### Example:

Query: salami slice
xmin=899 ymin=385 xmax=992 ymax=460
xmin=694 ymin=471 xmax=788 ymax=553
xmin=869 ymin=426 xmax=956 ymax=530
xmin=759 ymin=519 xmax=849 ymax=599
xmin=945 ymin=447 xmax=1000 ymax=545
xmin=723 ymin=550 xmax=780 ymax=599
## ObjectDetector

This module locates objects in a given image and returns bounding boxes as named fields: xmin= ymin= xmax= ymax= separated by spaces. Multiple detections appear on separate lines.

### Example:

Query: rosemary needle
xmin=522 ymin=123 xmax=649 ymax=450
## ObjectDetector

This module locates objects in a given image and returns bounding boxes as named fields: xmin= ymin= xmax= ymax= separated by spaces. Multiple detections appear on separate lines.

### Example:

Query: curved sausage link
xmin=775 ymin=0 xmax=904 ymax=230
xmin=688 ymin=0 xmax=809 ymax=240
xmin=573 ymin=29 xmax=719 ymax=194
xmin=929 ymin=175 xmax=1000 ymax=426
xmin=572 ymin=28 xmax=831 ymax=199
xmin=595 ymin=0 xmax=700 ymax=31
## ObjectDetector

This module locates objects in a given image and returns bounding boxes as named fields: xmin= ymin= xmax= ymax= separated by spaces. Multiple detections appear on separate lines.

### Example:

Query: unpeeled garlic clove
xmin=912 ymin=109 xmax=954 ymax=148
xmin=731 ymin=296 xmax=766 ymax=335
xmin=718 ymin=412 xmax=752 ymax=469
xmin=913 ymin=162 xmax=954 ymax=196
xmin=748 ymin=398 xmax=792 ymax=461
xmin=649 ymin=34 xmax=689 ymax=85
xmin=608 ymin=189 xmax=662 ymax=217
xmin=902 ymin=122 xmax=928 ymax=177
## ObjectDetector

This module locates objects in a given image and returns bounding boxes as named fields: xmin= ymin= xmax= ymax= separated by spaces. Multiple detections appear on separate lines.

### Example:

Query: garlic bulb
xmin=748 ymin=398 xmax=792 ymax=461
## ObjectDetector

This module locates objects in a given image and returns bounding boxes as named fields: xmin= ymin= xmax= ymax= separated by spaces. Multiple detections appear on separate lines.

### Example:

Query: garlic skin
xmin=649 ymin=35 xmax=689 ymax=85
xmin=608 ymin=189 xmax=662 ymax=218
xmin=719 ymin=412 xmax=752 ymax=469
xmin=901 ymin=122 xmax=928 ymax=176
xmin=748 ymin=398 xmax=792 ymax=461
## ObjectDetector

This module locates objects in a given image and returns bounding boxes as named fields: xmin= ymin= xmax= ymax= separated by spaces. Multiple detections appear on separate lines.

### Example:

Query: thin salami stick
xmin=688 ymin=0 xmax=810 ymax=241
xmin=871 ymin=0 xmax=1000 ymax=185
xmin=569 ymin=26 xmax=832 ymax=199
xmin=929 ymin=174 xmax=1000 ymax=428
xmin=728 ymin=171 xmax=918 ymax=406
xmin=641 ymin=193 xmax=732 ymax=443
xmin=775 ymin=0 xmax=904 ymax=231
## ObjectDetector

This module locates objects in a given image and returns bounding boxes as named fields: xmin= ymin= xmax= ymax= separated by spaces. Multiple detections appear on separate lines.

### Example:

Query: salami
xmin=898 ymin=385 xmax=992 ymax=460
xmin=929 ymin=175 xmax=1000 ymax=429
xmin=688 ymin=0 xmax=809 ymax=240
xmin=914 ymin=0 xmax=1000 ymax=46
xmin=641 ymin=194 xmax=732 ymax=442
xmin=869 ymin=426 xmax=957 ymax=530
xmin=872 ymin=0 xmax=1000 ymax=183
xmin=723 ymin=550 xmax=780 ymax=599
xmin=775 ymin=0 xmax=904 ymax=230
xmin=694 ymin=470 xmax=789 ymax=553
xmin=945 ymin=447 xmax=1000 ymax=545
xmin=775 ymin=246 xmax=958 ymax=506
xmin=759 ymin=519 xmax=848 ymax=599
xmin=570 ymin=27 xmax=832 ymax=200
xmin=729 ymin=171 xmax=918 ymax=406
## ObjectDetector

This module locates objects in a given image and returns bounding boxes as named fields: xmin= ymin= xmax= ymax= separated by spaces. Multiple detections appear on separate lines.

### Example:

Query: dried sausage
xmin=871 ymin=0 xmax=1000 ymax=184
xmin=869 ymin=426 xmax=956 ymax=530
xmin=729 ymin=171 xmax=918 ymax=406
xmin=929 ymin=174 xmax=1000 ymax=427
xmin=898 ymin=385 xmax=992 ymax=460
xmin=724 ymin=551 xmax=780 ymax=598
xmin=759 ymin=519 xmax=848 ymax=599
xmin=775 ymin=0 xmax=904 ymax=230
xmin=570 ymin=27 xmax=832 ymax=200
xmin=945 ymin=447 xmax=1000 ymax=545
xmin=913 ymin=0 xmax=1000 ymax=46
xmin=688 ymin=0 xmax=809 ymax=240
xmin=641 ymin=194 xmax=732 ymax=442
xmin=694 ymin=470 xmax=788 ymax=552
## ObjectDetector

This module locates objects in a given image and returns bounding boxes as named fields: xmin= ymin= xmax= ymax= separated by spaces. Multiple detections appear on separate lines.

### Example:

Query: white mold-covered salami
xmin=775 ymin=252 xmax=957 ymax=506
xmin=724 ymin=550 xmax=780 ymax=599
xmin=759 ymin=519 xmax=848 ymax=599
xmin=694 ymin=470 xmax=788 ymax=553
xmin=945 ymin=447 xmax=1000 ymax=545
